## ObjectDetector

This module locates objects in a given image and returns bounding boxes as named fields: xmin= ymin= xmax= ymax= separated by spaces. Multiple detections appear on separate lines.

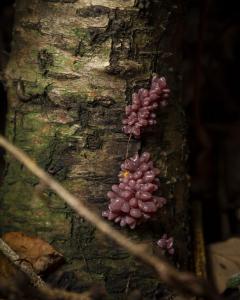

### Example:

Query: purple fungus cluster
xmin=122 ymin=76 xmax=170 ymax=138
xmin=102 ymin=152 xmax=166 ymax=229
xmin=157 ymin=234 xmax=174 ymax=255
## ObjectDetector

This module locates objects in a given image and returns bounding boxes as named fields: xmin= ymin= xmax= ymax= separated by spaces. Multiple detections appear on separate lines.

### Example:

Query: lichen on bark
xmin=0 ymin=0 xmax=189 ymax=298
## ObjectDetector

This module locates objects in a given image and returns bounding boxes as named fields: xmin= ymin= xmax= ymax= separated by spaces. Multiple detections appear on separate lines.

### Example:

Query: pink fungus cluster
xmin=157 ymin=234 xmax=174 ymax=255
xmin=102 ymin=152 xmax=166 ymax=229
xmin=122 ymin=76 xmax=170 ymax=138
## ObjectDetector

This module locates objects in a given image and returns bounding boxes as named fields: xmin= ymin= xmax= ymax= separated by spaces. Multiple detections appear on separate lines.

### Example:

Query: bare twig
xmin=0 ymin=235 xmax=105 ymax=300
xmin=0 ymin=135 xmax=221 ymax=300
xmin=0 ymin=238 xmax=46 ymax=288
xmin=125 ymin=132 xmax=133 ymax=159
xmin=192 ymin=201 xmax=207 ymax=278
xmin=0 ymin=275 xmax=105 ymax=300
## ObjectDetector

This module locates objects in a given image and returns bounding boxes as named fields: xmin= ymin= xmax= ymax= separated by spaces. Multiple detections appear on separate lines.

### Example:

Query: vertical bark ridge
xmin=0 ymin=0 xmax=189 ymax=298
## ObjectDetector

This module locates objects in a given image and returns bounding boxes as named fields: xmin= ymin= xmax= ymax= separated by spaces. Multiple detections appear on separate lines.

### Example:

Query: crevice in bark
xmin=0 ymin=83 xmax=8 ymax=180
xmin=0 ymin=1 xmax=189 ymax=299
xmin=0 ymin=83 xmax=7 ymax=138
xmin=0 ymin=0 xmax=15 ymax=180
xmin=76 ymin=6 xmax=111 ymax=18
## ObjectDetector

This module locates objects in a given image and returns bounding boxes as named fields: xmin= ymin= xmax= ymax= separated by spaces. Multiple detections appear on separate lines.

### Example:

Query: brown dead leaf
xmin=208 ymin=237 xmax=240 ymax=293
xmin=2 ymin=232 xmax=64 ymax=274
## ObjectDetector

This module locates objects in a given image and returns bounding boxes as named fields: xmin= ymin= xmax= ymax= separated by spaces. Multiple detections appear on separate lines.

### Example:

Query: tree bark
xmin=0 ymin=0 xmax=189 ymax=298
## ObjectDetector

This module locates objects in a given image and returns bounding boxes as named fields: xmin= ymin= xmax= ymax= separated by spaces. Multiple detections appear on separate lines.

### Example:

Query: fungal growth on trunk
xmin=102 ymin=152 xmax=166 ymax=229
xmin=122 ymin=76 xmax=170 ymax=138
xmin=157 ymin=234 xmax=175 ymax=255
xmin=103 ymin=74 xmax=171 ymax=235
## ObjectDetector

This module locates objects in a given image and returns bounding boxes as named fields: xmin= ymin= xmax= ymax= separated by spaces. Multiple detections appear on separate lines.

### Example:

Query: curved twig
xmin=0 ymin=135 xmax=221 ymax=300
xmin=0 ymin=237 xmax=46 ymax=288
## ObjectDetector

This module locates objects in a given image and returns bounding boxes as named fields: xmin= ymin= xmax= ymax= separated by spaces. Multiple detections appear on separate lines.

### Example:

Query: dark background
xmin=183 ymin=0 xmax=240 ymax=243
xmin=0 ymin=0 xmax=239 ymax=291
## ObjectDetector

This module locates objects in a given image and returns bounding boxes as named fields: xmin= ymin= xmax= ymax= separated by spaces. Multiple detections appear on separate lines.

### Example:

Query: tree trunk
xmin=0 ymin=0 xmax=189 ymax=298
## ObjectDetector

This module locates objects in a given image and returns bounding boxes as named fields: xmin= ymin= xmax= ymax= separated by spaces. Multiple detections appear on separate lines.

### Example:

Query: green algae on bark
xmin=1 ymin=0 xmax=189 ymax=299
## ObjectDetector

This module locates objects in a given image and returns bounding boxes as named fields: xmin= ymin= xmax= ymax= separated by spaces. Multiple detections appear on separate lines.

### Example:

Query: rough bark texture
xmin=0 ymin=0 xmax=189 ymax=299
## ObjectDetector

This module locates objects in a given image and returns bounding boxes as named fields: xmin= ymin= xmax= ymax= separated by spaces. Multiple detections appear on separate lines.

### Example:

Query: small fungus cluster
xmin=102 ymin=74 xmax=173 ymax=250
xmin=157 ymin=234 xmax=175 ymax=255
xmin=102 ymin=152 xmax=166 ymax=229
xmin=122 ymin=76 xmax=170 ymax=138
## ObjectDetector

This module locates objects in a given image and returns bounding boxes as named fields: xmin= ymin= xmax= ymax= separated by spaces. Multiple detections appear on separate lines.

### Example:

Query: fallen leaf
xmin=208 ymin=238 xmax=240 ymax=293
xmin=2 ymin=231 xmax=64 ymax=274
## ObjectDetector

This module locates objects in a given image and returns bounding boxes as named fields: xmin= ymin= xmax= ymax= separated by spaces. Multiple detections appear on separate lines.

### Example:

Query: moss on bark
xmin=0 ymin=0 xmax=189 ymax=298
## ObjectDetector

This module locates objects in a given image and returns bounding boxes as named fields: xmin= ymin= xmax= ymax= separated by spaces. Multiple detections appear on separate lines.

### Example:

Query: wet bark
xmin=0 ymin=0 xmax=189 ymax=299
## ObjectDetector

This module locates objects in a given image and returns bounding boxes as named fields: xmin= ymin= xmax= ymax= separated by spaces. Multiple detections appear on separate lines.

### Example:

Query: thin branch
xmin=0 ymin=236 xmax=105 ymax=300
xmin=0 ymin=275 xmax=105 ymax=300
xmin=0 ymin=238 xmax=46 ymax=288
xmin=0 ymin=135 xmax=221 ymax=300
xmin=125 ymin=132 xmax=133 ymax=159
